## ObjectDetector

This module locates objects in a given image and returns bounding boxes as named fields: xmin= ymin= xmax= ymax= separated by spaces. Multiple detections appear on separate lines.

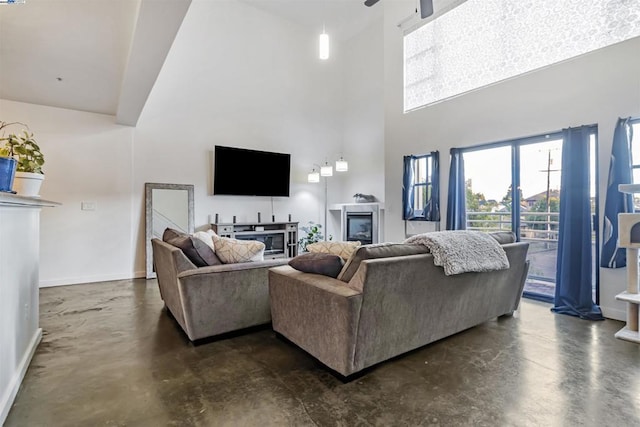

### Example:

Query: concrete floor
xmin=6 ymin=279 xmax=640 ymax=426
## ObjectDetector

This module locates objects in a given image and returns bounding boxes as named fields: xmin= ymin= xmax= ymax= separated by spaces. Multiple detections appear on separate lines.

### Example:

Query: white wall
xmin=341 ymin=14 xmax=385 ymax=205
xmin=1 ymin=0 xmax=351 ymax=285
xmin=383 ymin=1 xmax=640 ymax=320
xmin=0 ymin=99 xmax=136 ymax=286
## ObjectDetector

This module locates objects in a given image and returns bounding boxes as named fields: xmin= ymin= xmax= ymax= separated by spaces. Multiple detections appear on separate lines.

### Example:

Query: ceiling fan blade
xmin=420 ymin=0 xmax=434 ymax=18
xmin=364 ymin=0 xmax=380 ymax=7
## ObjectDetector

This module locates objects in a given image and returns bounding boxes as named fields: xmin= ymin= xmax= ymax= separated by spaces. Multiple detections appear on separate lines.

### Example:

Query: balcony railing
xmin=466 ymin=211 xmax=559 ymax=241
xmin=467 ymin=211 xmax=560 ymax=298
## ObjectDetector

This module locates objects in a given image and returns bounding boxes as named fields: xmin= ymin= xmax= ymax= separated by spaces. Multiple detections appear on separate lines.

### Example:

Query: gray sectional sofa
xmin=152 ymin=238 xmax=288 ymax=341
xmin=268 ymin=238 xmax=530 ymax=377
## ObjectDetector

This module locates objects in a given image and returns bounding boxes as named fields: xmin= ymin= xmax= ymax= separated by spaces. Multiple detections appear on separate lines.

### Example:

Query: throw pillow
xmin=212 ymin=234 xmax=265 ymax=264
xmin=167 ymin=235 xmax=222 ymax=267
xmin=288 ymin=252 xmax=345 ymax=278
xmin=306 ymin=240 xmax=361 ymax=261
xmin=163 ymin=227 xmax=186 ymax=242
xmin=192 ymin=230 xmax=216 ymax=251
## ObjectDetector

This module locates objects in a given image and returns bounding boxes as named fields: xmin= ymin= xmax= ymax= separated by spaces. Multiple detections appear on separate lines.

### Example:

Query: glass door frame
xmin=459 ymin=125 xmax=600 ymax=303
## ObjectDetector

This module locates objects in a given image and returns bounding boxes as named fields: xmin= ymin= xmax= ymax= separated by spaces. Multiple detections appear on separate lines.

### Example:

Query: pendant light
xmin=319 ymin=26 xmax=329 ymax=60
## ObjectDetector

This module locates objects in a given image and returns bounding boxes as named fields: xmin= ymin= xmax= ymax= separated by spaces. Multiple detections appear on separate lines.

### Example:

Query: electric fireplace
xmin=341 ymin=204 xmax=380 ymax=244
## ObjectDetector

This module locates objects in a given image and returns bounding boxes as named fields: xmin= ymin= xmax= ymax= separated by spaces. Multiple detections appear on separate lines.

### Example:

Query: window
xmin=403 ymin=0 xmax=640 ymax=112
xmin=403 ymin=152 xmax=440 ymax=221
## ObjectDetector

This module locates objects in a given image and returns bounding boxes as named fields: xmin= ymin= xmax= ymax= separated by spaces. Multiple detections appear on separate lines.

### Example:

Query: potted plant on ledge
xmin=0 ymin=122 xmax=45 ymax=197
xmin=0 ymin=122 xmax=18 ymax=193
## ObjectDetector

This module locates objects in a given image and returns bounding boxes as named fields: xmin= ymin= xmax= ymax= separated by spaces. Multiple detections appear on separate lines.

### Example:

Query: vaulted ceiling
xmin=0 ymin=0 xmax=454 ymax=126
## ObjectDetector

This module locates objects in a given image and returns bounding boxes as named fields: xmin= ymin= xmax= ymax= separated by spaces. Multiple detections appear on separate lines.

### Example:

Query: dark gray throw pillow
xmin=288 ymin=252 xmax=344 ymax=278
xmin=163 ymin=227 xmax=186 ymax=242
xmin=167 ymin=235 xmax=222 ymax=267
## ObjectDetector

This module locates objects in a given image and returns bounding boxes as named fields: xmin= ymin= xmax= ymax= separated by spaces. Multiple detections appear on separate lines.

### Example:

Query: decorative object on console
xmin=0 ymin=121 xmax=45 ymax=197
xmin=353 ymin=193 xmax=376 ymax=203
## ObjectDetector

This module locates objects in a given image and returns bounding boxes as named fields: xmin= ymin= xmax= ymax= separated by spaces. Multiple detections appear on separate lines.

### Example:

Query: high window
xmin=404 ymin=0 xmax=640 ymax=112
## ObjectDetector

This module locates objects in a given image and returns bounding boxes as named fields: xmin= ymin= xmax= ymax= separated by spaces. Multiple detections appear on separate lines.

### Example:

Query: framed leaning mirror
xmin=145 ymin=182 xmax=194 ymax=279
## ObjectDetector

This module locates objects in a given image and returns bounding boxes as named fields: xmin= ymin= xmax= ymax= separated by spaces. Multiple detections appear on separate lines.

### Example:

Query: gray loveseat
xmin=268 ymin=237 xmax=529 ymax=377
xmin=152 ymin=238 xmax=288 ymax=341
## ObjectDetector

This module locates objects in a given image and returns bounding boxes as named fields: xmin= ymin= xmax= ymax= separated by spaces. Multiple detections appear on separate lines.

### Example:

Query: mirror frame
xmin=145 ymin=182 xmax=195 ymax=279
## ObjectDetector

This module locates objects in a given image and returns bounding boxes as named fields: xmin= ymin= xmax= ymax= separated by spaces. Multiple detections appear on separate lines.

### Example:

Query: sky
xmin=464 ymin=139 xmax=563 ymax=202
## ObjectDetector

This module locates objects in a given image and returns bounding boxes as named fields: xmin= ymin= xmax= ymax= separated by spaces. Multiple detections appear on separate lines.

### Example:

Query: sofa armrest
xmin=176 ymin=258 xmax=288 ymax=278
xmin=268 ymin=265 xmax=362 ymax=376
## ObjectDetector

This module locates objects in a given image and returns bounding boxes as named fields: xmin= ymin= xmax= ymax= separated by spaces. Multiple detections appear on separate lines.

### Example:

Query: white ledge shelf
xmin=0 ymin=193 xmax=61 ymax=208
xmin=329 ymin=202 xmax=385 ymax=211
xmin=618 ymin=184 xmax=640 ymax=194
xmin=616 ymin=291 xmax=640 ymax=304
xmin=615 ymin=327 xmax=640 ymax=343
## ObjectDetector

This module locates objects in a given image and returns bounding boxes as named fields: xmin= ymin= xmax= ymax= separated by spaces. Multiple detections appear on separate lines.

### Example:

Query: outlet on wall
xmin=81 ymin=201 xmax=97 ymax=211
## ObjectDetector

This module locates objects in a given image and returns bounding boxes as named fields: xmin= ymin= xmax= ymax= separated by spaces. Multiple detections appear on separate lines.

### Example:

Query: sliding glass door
xmin=462 ymin=129 xmax=598 ymax=302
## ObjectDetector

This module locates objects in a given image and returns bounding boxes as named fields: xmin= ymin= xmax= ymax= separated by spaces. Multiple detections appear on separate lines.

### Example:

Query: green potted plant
xmin=0 ymin=121 xmax=45 ymax=197
xmin=298 ymin=221 xmax=332 ymax=252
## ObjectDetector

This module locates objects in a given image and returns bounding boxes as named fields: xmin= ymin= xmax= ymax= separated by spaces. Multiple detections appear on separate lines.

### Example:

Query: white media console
xmin=210 ymin=221 xmax=298 ymax=259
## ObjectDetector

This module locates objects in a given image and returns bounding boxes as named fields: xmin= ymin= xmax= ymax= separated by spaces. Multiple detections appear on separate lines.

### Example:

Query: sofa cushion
xmin=166 ymin=235 xmax=221 ymax=267
xmin=212 ymin=234 xmax=265 ymax=264
xmin=337 ymin=242 xmax=431 ymax=283
xmin=288 ymin=252 xmax=345 ymax=278
xmin=306 ymin=241 xmax=361 ymax=261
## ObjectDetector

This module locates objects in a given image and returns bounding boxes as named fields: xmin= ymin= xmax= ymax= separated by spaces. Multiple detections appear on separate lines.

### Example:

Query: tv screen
xmin=213 ymin=145 xmax=291 ymax=197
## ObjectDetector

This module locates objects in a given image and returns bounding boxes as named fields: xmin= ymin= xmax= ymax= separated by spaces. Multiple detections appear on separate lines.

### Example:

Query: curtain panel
xmin=552 ymin=126 xmax=604 ymax=320
xmin=446 ymin=148 xmax=466 ymax=230
xmin=601 ymin=117 xmax=634 ymax=268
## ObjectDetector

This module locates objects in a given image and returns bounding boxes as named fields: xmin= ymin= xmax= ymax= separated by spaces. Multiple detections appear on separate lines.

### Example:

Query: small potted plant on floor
xmin=0 ymin=122 xmax=45 ymax=197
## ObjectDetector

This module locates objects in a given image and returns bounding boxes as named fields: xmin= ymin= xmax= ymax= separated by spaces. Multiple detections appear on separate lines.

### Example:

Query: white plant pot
xmin=13 ymin=171 xmax=45 ymax=197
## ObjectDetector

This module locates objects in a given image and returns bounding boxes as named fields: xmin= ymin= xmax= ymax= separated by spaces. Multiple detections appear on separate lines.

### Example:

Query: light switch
xmin=81 ymin=201 xmax=97 ymax=211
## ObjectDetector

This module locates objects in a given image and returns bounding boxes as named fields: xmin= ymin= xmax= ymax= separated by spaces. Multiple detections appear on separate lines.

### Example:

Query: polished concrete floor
xmin=6 ymin=279 xmax=640 ymax=426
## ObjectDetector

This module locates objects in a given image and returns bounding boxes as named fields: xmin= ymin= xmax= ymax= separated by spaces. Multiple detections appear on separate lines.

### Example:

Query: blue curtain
xmin=427 ymin=151 xmax=440 ymax=221
xmin=601 ymin=117 xmax=634 ymax=268
xmin=446 ymin=148 xmax=466 ymax=230
xmin=402 ymin=152 xmax=440 ymax=221
xmin=402 ymin=155 xmax=416 ymax=220
xmin=552 ymin=126 xmax=604 ymax=320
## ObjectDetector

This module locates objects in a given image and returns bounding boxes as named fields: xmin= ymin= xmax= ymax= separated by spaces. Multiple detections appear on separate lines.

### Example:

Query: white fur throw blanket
xmin=404 ymin=230 xmax=510 ymax=276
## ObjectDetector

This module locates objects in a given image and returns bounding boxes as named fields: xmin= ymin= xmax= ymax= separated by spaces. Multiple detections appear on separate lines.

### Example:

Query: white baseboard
xmin=39 ymin=270 xmax=147 ymax=288
xmin=0 ymin=328 xmax=42 ymax=426
xmin=601 ymin=306 xmax=626 ymax=322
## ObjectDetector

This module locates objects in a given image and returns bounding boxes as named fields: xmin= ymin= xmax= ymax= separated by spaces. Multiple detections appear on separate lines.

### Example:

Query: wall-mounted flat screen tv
xmin=213 ymin=145 xmax=291 ymax=197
